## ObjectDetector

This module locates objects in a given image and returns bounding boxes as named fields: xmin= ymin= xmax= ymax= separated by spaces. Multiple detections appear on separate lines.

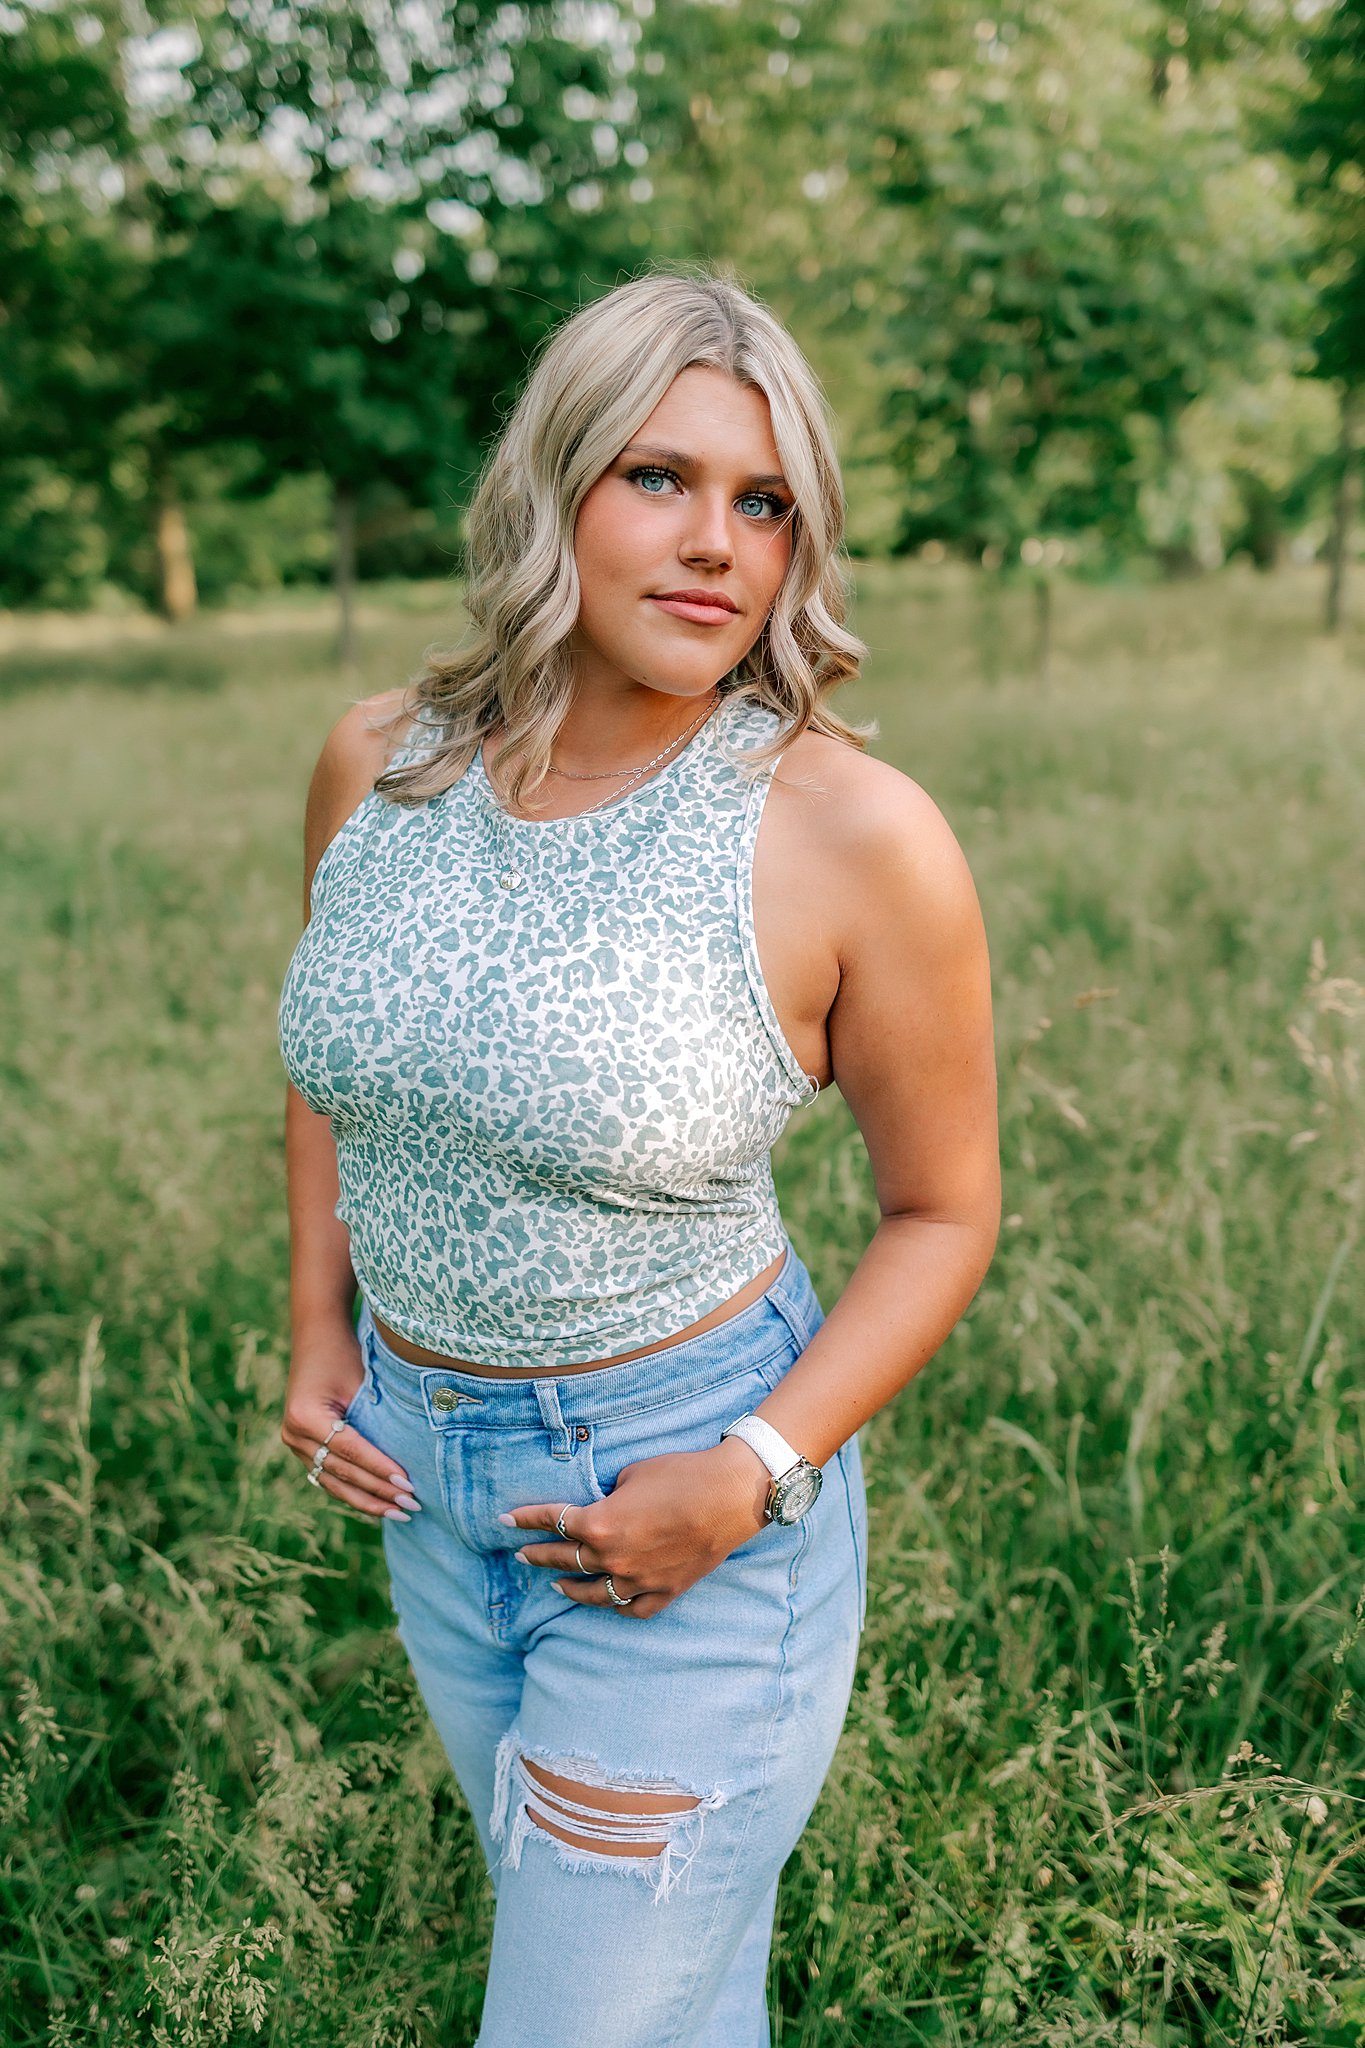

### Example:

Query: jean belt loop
xmin=533 ymin=1379 xmax=573 ymax=1460
xmin=765 ymin=1246 xmax=814 ymax=1353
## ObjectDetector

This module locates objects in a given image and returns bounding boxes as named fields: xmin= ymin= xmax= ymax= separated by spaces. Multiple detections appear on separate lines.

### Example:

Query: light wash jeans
xmin=347 ymin=1239 xmax=867 ymax=2048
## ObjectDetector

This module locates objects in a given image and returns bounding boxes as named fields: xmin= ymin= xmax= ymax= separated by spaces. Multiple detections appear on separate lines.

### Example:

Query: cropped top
xmin=276 ymin=687 xmax=822 ymax=1368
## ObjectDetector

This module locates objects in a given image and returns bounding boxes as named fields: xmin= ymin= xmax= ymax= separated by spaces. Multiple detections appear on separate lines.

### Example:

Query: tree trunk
xmin=1033 ymin=573 xmax=1053 ymax=688
xmin=975 ymin=559 xmax=1005 ymax=686
xmin=1325 ymin=383 xmax=1360 ymax=636
xmin=334 ymin=477 xmax=358 ymax=669
xmin=152 ymin=461 xmax=197 ymax=622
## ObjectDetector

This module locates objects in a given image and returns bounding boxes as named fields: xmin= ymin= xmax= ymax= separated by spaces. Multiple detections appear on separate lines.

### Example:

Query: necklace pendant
xmin=498 ymin=866 xmax=525 ymax=891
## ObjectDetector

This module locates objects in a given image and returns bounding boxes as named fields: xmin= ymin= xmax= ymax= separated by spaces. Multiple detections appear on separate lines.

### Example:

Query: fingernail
xmin=497 ymin=1512 xmax=517 ymax=1527
xmin=387 ymin=1471 xmax=410 ymax=1487
xmin=552 ymin=1581 xmax=567 ymax=1594
xmin=514 ymin=1548 xmax=530 ymax=1564
xmin=383 ymin=1508 xmax=412 ymax=1523
xmin=395 ymin=1493 xmax=422 ymax=1513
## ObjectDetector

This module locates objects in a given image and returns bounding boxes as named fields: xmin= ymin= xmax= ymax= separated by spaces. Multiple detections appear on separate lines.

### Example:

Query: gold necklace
xmin=545 ymin=691 xmax=722 ymax=781
xmin=481 ymin=690 xmax=722 ymax=892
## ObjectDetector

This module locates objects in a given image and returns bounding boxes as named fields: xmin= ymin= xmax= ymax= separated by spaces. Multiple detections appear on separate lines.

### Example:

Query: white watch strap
xmin=721 ymin=1412 xmax=802 ymax=1482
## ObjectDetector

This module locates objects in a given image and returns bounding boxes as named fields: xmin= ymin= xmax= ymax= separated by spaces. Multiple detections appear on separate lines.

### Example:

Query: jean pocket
xmin=341 ymin=1349 xmax=376 ymax=1428
xmin=586 ymin=1352 xmax=795 ymax=1499
xmin=836 ymin=1433 xmax=869 ymax=1631
xmin=752 ymin=1338 xmax=802 ymax=1396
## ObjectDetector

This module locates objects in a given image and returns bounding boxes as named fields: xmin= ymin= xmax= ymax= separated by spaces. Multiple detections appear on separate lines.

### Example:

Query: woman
xmin=277 ymin=270 xmax=999 ymax=2047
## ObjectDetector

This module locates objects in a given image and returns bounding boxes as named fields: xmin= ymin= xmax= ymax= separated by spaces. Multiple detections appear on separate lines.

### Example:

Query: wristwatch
xmin=720 ymin=1413 xmax=823 ymax=1525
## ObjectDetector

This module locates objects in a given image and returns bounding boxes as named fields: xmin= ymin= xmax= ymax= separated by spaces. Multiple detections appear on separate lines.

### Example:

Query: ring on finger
xmin=308 ymin=1417 xmax=347 ymax=1479
xmin=555 ymin=1507 xmax=570 ymax=1539
xmin=604 ymin=1575 xmax=635 ymax=1608
xmin=574 ymin=1542 xmax=593 ymax=1576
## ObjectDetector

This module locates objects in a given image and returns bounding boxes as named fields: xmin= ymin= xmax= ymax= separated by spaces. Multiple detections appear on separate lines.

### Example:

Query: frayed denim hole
xmin=489 ymin=1725 xmax=726 ymax=1907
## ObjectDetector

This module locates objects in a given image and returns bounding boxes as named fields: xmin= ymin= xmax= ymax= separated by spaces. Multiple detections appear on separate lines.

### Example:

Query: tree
xmin=1 ymin=0 xmax=635 ymax=630
xmin=865 ymin=0 xmax=1306 ymax=675
xmin=1277 ymin=0 xmax=1365 ymax=632
xmin=0 ymin=4 xmax=159 ymax=606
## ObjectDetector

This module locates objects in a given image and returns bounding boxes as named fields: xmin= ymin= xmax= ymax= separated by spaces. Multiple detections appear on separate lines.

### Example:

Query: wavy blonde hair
xmin=373 ymin=266 xmax=873 ymax=812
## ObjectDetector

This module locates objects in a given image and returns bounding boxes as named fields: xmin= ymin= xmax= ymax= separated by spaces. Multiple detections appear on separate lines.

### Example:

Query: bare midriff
xmin=369 ymin=1246 xmax=788 ymax=1380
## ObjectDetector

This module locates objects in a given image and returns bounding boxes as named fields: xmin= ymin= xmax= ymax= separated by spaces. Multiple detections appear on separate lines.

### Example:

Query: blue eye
xmin=739 ymin=493 xmax=776 ymax=518
xmin=626 ymin=466 xmax=789 ymax=520
xmin=628 ymin=465 xmax=679 ymax=495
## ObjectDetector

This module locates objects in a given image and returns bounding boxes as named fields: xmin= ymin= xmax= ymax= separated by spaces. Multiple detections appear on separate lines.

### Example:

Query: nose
xmin=678 ymin=488 xmax=734 ymax=571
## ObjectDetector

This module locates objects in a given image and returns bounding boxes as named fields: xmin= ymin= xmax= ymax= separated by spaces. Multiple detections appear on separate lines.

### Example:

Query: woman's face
xmin=571 ymin=365 xmax=796 ymax=702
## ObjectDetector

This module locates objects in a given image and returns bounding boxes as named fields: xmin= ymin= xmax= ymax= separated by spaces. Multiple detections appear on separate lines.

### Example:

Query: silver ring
xmin=309 ymin=1416 xmax=347 ymax=1478
xmin=574 ymin=1542 xmax=590 ymax=1575
xmin=604 ymin=1575 xmax=635 ymax=1608
xmin=555 ymin=1507 xmax=570 ymax=1539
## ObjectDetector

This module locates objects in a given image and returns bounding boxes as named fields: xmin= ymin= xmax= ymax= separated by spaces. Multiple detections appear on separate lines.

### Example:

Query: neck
xmin=546 ymin=677 xmax=724 ymax=772
xmin=482 ymin=682 xmax=724 ymax=818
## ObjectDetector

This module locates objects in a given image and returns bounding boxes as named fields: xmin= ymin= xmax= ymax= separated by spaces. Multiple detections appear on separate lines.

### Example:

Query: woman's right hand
xmin=281 ymin=1329 xmax=422 ymax=1522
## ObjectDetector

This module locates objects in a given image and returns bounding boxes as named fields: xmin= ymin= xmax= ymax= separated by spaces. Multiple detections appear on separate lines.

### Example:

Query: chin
xmin=636 ymin=670 xmax=730 ymax=699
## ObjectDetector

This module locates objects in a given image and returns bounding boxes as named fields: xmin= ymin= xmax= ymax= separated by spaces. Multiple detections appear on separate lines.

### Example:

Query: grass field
xmin=1 ymin=561 xmax=1362 ymax=2046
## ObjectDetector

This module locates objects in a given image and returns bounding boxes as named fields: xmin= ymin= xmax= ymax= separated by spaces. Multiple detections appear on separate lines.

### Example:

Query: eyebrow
xmin=619 ymin=443 xmax=792 ymax=493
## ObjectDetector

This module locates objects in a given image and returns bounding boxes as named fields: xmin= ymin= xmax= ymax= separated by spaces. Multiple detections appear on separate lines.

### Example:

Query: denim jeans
xmin=347 ymin=1239 xmax=867 ymax=2048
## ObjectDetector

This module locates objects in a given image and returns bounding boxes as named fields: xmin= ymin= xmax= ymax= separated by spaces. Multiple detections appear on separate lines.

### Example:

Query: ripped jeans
xmin=348 ymin=1239 xmax=867 ymax=2048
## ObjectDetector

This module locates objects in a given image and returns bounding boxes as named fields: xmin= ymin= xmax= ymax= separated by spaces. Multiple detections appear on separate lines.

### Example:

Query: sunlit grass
xmin=1 ymin=561 xmax=1361 ymax=2045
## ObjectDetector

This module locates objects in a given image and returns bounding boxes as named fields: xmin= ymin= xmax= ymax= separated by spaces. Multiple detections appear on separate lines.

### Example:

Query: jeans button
xmin=432 ymin=1387 xmax=458 ymax=1412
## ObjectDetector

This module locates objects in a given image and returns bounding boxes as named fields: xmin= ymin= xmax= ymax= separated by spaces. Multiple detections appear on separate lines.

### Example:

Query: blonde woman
xmin=277 ymin=271 xmax=999 ymax=2046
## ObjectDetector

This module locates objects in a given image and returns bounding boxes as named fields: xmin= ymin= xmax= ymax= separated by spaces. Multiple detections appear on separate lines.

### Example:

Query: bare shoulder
xmin=773 ymin=730 xmax=983 ymax=966
xmin=312 ymin=686 xmax=412 ymax=798
xmin=300 ymin=687 xmax=414 ymax=912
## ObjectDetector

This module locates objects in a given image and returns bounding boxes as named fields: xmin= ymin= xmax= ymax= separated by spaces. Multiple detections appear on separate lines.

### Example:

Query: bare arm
xmin=284 ymin=1083 xmax=358 ymax=1350
xmin=746 ymin=769 xmax=1000 ymax=1466
xmin=507 ymin=753 xmax=1001 ymax=1614
xmin=279 ymin=691 xmax=422 ymax=1520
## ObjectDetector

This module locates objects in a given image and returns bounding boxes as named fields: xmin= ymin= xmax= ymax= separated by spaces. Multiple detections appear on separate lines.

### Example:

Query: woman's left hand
xmin=500 ymin=1439 xmax=773 ymax=1619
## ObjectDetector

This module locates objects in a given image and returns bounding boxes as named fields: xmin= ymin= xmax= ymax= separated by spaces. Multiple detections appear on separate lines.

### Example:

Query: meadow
xmin=1 ymin=561 xmax=1362 ymax=2046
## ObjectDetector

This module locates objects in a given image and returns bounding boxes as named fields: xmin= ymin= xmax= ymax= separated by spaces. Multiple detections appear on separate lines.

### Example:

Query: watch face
xmin=770 ymin=1462 xmax=822 ymax=1524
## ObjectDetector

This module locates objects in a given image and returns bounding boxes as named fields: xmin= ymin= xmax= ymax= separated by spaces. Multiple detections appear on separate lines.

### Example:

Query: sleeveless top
xmin=276 ymin=688 xmax=822 ymax=1368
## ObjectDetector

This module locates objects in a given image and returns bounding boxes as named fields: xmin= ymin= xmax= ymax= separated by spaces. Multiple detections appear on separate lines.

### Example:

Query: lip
xmin=649 ymin=589 xmax=740 ymax=625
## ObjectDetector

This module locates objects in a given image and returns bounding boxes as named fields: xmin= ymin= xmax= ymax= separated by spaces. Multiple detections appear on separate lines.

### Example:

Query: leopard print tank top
xmin=276 ymin=688 xmax=821 ymax=1368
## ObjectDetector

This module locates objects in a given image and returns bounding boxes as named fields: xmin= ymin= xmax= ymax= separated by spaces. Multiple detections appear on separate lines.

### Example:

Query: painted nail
xmin=514 ymin=1548 xmax=530 ymax=1564
xmin=395 ymin=1493 xmax=422 ymax=1514
xmin=383 ymin=1508 xmax=412 ymax=1523
xmin=387 ymin=1471 xmax=411 ymax=1487
xmin=552 ymin=1581 xmax=567 ymax=1594
xmin=497 ymin=1512 xmax=517 ymax=1527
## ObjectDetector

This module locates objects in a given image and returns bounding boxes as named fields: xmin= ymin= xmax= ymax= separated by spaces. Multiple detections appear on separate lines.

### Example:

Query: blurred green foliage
xmin=0 ymin=1 xmax=1362 ymax=613
xmin=0 ymin=569 xmax=1361 ymax=2042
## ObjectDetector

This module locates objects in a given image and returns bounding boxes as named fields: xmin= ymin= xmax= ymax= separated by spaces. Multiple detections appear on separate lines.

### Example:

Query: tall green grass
xmin=1 ymin=563 xmax=1361 ymax=2045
